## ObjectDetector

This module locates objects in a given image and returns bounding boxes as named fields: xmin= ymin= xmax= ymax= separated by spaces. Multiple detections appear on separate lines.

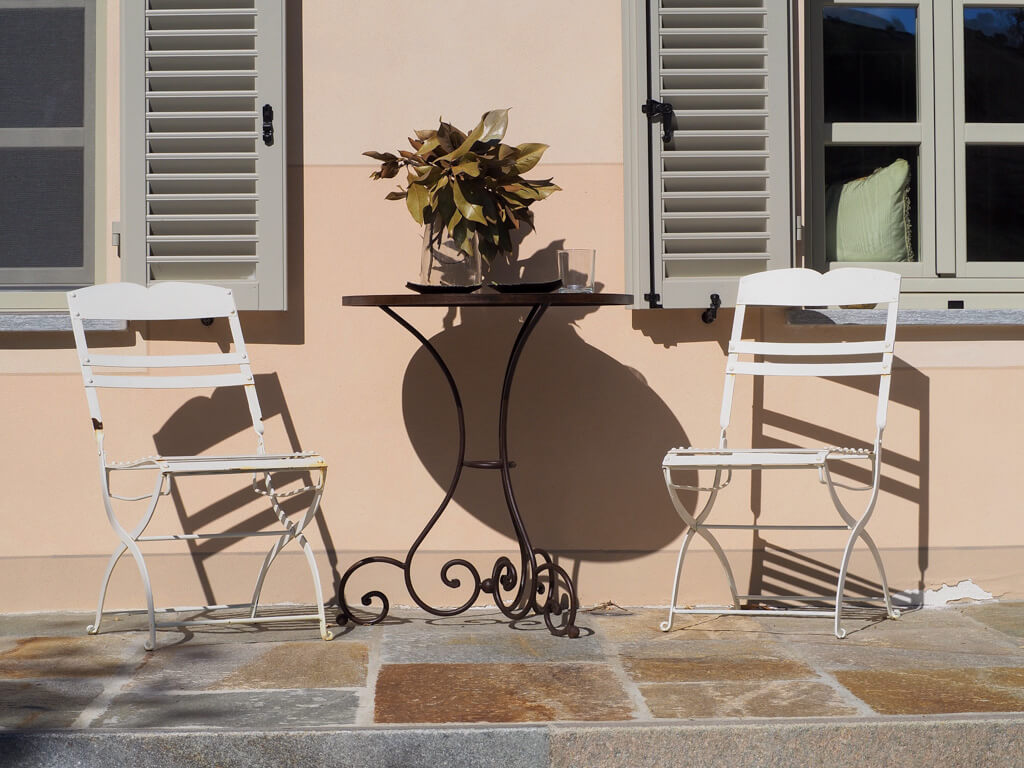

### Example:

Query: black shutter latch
xmin=262 ymin=104 xmax=275 ymax=146
xmin=642 ymin=99 xmax=675 ymax=144
xmin=701 ymin=294 xmax=722 ymax=324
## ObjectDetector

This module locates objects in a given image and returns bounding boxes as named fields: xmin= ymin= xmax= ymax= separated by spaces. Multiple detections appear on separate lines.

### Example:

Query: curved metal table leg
xmin=337 ymin=302 xmax=579 ymax=637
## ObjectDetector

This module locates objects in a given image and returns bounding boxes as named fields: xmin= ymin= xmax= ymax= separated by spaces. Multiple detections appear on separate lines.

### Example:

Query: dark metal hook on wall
xmin=701 ymin=294 xmax=721 ymax=324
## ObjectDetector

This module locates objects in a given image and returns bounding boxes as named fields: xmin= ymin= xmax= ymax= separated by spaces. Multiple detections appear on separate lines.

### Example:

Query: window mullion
xmin=942 ymin=0 xmax=963 ymax=276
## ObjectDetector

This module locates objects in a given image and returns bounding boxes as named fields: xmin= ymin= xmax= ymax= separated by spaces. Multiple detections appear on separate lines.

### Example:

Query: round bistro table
xmin=338 ymin=290 xmax=633 ymax=637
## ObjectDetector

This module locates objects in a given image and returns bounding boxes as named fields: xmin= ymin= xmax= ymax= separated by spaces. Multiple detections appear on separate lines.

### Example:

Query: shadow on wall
xmin=399 ymin=303 xmax=688 ymax=568
xmin=745 ymin=317 xmax=931 ymax=607
xmin=151 ymin=372 xmax=341 ymax=605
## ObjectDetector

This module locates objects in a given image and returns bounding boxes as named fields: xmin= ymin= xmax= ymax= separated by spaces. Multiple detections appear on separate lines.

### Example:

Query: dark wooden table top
xmin=343 ymin=291 xmax=634 ymax=308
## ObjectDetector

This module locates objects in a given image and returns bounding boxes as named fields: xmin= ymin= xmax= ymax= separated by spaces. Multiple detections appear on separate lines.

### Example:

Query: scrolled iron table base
xmin=338 ymin=291 xmax=632 ymax=638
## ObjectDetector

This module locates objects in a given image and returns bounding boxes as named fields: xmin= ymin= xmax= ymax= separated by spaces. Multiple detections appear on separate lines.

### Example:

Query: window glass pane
xmin=0 ymin=149 xmax=84 ymax=269
xmin=964 ymin=8 xmax=1024 ymax=122
xmin=966 ymin=145 xmax=1024 ymax=262
xmin=824 ymin=146 xmax=917 ymax=263
xmin=823 ymin=7 xmax=917 ymax=122
xmin=0 ymin=9 xmax=85 ymax=128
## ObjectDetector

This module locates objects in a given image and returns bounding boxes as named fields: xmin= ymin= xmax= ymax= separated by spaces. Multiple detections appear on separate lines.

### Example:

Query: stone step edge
xmin=2 ymin=714 xmax=1024 ymax=768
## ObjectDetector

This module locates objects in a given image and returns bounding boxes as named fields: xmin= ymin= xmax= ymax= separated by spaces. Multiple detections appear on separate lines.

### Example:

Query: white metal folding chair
xmin=661 ymin=268 xmax=902 ymax=638
xmin=68 ymin=282 xmax=333 ymax=650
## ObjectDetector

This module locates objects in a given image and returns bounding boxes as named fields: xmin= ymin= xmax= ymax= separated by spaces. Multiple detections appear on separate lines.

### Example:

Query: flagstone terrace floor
xmin=0 ymin=602 xmax=1022 ymax=767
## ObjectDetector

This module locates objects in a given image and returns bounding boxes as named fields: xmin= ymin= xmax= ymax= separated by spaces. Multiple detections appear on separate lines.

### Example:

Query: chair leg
xmin=858 ymin=529 xmax=901 ymax=620
xmin=297 ymin=531 xmax=333 ymax=641
xmin=662 ymin=469 xmax=739 ymax=628
xmin=251 ymin=474 xmax=332 ymax=641
xmin=249 ymin=531 xmax=293 ymax=618
xmin=661 ymin=528 xmax=695 ymax=632
xmin=833 ymin=528 xmax=859 ymax=639
xmin=125 ymin=539 xmax=158 ymax=651
xmin=98 ymin=472 xmax=164 ymax=651
xmin=87 ymin=543 xmax=127 ymax=636
xmin=696 ymin=526 xmax=742 ymax=610
xmin=824 ymin=462 xmax=893 ymax=639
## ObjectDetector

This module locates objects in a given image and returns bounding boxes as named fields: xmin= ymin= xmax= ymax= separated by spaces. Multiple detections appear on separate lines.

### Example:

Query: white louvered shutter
xmin=643 ymin=0 xmax=792 ymax=309
xmin=121 ymin=0 xmax=286 ymax=310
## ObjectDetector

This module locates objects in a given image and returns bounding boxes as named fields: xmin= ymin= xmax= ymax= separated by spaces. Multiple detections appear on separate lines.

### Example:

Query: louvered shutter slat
xmin=122 ymin=0 xmax=286 ymax=309
xmin=646 ymin=0 xmax=793 ymax=308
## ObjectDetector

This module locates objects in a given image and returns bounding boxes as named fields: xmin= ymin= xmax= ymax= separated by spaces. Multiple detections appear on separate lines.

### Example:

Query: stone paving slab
xmin=124 ymin=640 xmax=368 ymax=692
xmin=834 ymin=667 xmax=1024 ymax=715
xmin=961 ymin=602 xmax=1024 ymax=642
xmin=375 ymin=662 xmax=635 ymax=724
xmin=639 ymin=679 xmax=860 ymax=719
xmin=0 ymin=680 xmax=104 ymax=730
xmin=93 ymin=689 xmax=362 ymax=729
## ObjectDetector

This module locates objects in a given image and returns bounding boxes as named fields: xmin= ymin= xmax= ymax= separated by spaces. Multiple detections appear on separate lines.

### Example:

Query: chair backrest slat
xmin=718 ymin=268 xmax=900 ymax=444
xmin=736 ymin=267 xmax=901 ymax=307
xmin=729 ymin=360 xmax=890 ymax=377
xmin=84 ymin=352 xmax=249 ymax=368
xmin=729 ymin=340 xmax=891 ymax=357
xmin=87 ymin=373 xmax=252 ymax=390
xmin=69 ymin=282 xmax=236 ymax=320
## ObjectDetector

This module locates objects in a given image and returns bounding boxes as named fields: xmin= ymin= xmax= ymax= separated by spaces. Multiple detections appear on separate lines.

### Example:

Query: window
xmin=809 ymin=1 xmax=1024 ymax=306
xmin=120 ymin=0 xmax=288 ymax=311
xmin=807 ymin=3 xmax=934 ymax=280
xmin=0 ymin=1 xmax=97 ymax=292
xmin=624 ymin=0 xmax=1024 ymax=309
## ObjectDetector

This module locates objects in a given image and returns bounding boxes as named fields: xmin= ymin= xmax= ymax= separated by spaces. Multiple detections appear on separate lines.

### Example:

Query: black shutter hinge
xmin=644 ymin=292 xmax=662 ymax=309
xmin=642 ymin=99 xmax=675 ymax=144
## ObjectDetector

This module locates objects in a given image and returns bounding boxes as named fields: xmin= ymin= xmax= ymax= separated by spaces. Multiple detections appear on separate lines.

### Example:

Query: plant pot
xmin=419 ymin=219 xmax=482 ymax=288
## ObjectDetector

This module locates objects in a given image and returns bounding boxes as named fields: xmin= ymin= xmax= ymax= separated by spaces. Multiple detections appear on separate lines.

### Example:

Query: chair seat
xmin=108 ymin=451 xmax=326 ymax=475
xmin=663 ymin=446 xmax=873 ymax=470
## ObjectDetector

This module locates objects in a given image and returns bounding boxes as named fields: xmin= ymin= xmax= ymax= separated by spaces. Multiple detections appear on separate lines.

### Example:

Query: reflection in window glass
xmin=823 ymin=6 xmax=917 ymax=122
xmin=824 ymin=146 xmax=917 ymax=263
xmin=965 ymin=8 xmax=1024 ymax=122
xmin=966 ymin=146 xmax=1024 ymax=262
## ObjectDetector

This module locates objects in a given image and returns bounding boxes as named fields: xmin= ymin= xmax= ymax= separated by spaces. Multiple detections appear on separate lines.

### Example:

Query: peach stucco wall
xmin=1 ymin=1 xmax=1022 ymax=616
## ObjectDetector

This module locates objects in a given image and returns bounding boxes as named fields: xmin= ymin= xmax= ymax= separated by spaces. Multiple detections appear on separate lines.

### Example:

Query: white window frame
xmin=0 ymin=0 xmax=106 ymax=311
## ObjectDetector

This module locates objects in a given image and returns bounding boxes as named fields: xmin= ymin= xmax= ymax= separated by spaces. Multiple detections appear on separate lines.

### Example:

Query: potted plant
xmin=365 ymin=109 xmax=560 ymax=289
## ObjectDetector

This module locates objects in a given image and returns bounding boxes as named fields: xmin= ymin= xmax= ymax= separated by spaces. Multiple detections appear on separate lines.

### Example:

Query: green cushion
xmin=825 ymin=158 xmax=914 ymax=263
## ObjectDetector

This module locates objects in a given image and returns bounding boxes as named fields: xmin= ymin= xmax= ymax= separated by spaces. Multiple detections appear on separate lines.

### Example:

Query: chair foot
xmin=320 ymin=625 xmax=334 ymax=641
xmin=889 ymin=607 xmax=902 ymax=619
xmin=143 ymin=639 xmax=155 ymax=652
xmin=659 ymin=619 xmax=672 ymax=632
xmin=86 ymin=624 xmax=99 ymax=635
